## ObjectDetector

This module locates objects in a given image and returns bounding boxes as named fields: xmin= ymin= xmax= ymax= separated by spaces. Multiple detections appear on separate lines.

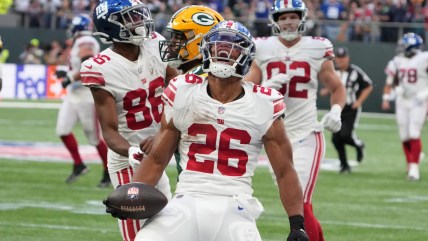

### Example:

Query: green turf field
xmin=0 ymin=104 xmax=427 ymax=241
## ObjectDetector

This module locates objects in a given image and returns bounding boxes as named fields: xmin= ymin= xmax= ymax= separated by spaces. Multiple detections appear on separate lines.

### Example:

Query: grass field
xmin=1 ymin=102 xmax=427 ymax=241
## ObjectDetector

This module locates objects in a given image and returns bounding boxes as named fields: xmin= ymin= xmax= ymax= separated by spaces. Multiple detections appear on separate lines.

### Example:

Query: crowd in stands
xmin=5 ymin=0 xmax=428 ymax=64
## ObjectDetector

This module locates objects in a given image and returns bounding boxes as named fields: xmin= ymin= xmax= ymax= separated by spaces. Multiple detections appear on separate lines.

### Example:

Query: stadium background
xmin=2 ymin=0 xmax=428 ymax=113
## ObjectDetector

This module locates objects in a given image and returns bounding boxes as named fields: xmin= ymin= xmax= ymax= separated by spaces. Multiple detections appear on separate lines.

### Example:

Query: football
xmin=103 ymin=182 xmax=168 ymax=220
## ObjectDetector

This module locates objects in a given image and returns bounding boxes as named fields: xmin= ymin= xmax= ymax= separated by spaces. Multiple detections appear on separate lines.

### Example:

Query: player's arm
xmin=318 ymin=59 xmax=346 ymax=109
xmin=133 ymin=114 xmax=180 ymax=185
xmin=352 ymin=71 xmax=373 ymax=109
xmin=90 ymin=87 xmax=131 ymax=157
xmin=263 ymin=117 xmax=303 ymax=217
xmin=244 ymin=61 xmax=263 ymax=85
xmin=165 ymin=65 xmax=179 ymax=85
xmin=382 ymin=73 xmax=395 ymax=110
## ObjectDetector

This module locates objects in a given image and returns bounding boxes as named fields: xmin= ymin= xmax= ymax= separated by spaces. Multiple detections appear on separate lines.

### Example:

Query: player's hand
xmin=55 ymin=70 xmax=67 ymax=79
xmin=128 ymin=146 xmax=144 ymax=169
xmin=139 ymin=136 xmax=155 ymax=155
xmin=321 ymin=104 xmax=342 ymax=133
xmin=287 ymin=215 xmax=309 ymax=241
xmin=262 ymin=73 xmax=291 ymax=90
xmin=103 ymin=199 xmax=126 ymax=220
xmin=287 ymin=229 xmax=309 ymax=241
xmin=381 ymin=100 xmax=390 ymax=110
xmin=55 ymin=70 xmax=72 ymax=88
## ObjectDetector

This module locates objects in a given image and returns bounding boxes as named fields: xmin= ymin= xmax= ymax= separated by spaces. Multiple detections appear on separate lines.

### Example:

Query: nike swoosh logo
xmin=238 ymin=206 xmax=244 ymax=211
xmin=84 ymin=65 xmax=93 ymax=69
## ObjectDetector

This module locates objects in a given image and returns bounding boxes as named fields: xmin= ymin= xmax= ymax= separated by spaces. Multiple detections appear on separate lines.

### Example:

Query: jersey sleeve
xmin=80 ymin=58 xmax=106 ymax=87
xmin=251 ymin=84 xmax=286 ymax=134
xmin=320 ymin=38 xmax=334 ymax=60
xmin=162 ymin=74 xmax=203 ymax=123
xmin=384 ymin=59 xmax=396 ymax=77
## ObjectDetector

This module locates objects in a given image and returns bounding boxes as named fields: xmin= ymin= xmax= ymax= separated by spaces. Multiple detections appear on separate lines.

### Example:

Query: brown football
xmin=104 ymin=182 xmax=168 ymax=219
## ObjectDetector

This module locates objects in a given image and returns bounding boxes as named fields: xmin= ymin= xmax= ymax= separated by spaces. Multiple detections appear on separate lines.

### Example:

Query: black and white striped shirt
xmin=336 ymin=64 xmax=373 ymax=106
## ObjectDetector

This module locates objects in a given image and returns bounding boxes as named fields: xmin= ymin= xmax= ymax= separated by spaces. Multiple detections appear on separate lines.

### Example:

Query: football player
xmin=55 ymin=13 xmax=110 ymax=188
xmin=382 ymin=32 xmax=427 ymax=181
xmin=159 ymin=5 xmax=224 ymax=176
xmin=80 ymin=0 xmax=177 ymax=240
xmin=245 ymin=0 xmax=346 ymax=240
xmin=133 ymin=20 xmax=308 ymax=241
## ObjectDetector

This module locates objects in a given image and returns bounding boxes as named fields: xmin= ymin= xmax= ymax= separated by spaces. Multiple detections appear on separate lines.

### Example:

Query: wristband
xmin=382 ymin=94 xmax=390 ymax=101
xmin=289 ymin=215 xmax=305 ymax=231
xmin=330 ymin=104 xmax=342 ymax=115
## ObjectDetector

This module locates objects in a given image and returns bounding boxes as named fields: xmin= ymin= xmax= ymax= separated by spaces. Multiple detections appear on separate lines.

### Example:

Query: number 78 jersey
xmin=253 ymin=36 xmax=334 ymax=142
xmin=163 ymin=74 xmax=285 ymax=196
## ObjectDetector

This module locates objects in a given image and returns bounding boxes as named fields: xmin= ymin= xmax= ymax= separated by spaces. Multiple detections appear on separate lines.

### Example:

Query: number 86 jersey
xmin=162 ymin=74 xmax=285 ymax=196
xmin=81 ymin=39 xmax=168 ymax=171
xmin=253 ymin=36 xmax=334 ymax=143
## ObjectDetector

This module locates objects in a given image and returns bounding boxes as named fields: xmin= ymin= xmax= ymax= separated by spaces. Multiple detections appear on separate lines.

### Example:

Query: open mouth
xmin=218 ymin=50 xmax=229 ymax=57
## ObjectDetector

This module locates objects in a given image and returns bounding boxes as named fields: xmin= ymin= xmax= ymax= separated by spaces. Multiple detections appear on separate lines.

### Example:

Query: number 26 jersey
xmin=162 ymin=74 xmax=285 ymax=196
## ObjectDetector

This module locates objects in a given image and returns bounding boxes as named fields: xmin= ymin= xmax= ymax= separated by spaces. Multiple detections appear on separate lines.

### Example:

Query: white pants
xmin=56 ymin=88 xmax=101 ymax=145
xmin=268 ymin=131 xmax=325 ymax=203
xmin=395 ymin=96 xmax=428 ymax=141
xmin=135 ymin=193 xmax=263 ymax=241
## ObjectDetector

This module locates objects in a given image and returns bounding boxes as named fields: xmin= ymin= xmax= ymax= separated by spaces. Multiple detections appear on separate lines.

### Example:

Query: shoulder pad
xmin=162 ymin=74 xmax=204 ymax=106
xmin=80 ymin=58 xmax=105 ymax=87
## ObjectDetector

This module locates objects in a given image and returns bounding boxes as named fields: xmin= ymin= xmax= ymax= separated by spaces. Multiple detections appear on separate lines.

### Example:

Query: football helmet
xmin=400 ymin=32 xmax=423 ymax=58
xmin=270 ymin=0 xmax=308 ymax=41
xmin=159 ymin=5 xmax=224 ymax=68
xmin=200 ymin=21 xmax=255 ymax=78
xmin=93 ymin=0 xmax=155 ymax=45
xmin=68 ymin=14 xmax=92 ymax=38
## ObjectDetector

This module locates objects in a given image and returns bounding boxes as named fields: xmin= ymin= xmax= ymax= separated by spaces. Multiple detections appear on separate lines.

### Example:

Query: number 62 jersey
xmin=162 ymin=74 xmax=285 ymax=196
xmin=253 ymin=36 xmax=335 ymax=143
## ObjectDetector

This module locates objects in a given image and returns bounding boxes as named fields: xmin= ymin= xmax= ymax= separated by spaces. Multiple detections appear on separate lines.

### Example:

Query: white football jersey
xmin=253 ymin=36 xmax=334 ymax=142
xmin=67 ymin=35 xmax=100 ymax=100
xmin=384 ymin=54 xmax=407 ymax=83
xmin=162 ymin=74 xmax=285 ymax=196
xmin=81 ymin=34 xmax=168 ymax=171
xmin=396 ymin=52 xmax=428 ymax=99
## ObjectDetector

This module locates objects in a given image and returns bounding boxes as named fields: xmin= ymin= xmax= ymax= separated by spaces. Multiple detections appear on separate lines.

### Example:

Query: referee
xmin=321 ymin=47 xmax=373 ymax=173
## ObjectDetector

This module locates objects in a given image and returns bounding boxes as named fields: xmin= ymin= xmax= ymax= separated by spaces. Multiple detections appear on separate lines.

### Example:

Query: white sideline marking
xmin=0 ymin=101 xmax=61 ymax=109
xmin=261 ymin=216 xmax=428 ymax=232
xmin=0 ymin=221 xmax=115 ymax=233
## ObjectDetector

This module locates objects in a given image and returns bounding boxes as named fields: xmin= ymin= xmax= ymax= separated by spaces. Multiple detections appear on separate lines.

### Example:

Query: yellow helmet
xmin=159 ymin=5 xmax=224 ymax=68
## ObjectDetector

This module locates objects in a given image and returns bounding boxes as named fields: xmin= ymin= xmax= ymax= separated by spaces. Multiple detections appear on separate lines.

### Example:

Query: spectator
xmin=27 ymin=0 xmax=43 ymax=28
xmin=320 ymin=0 xmax=347 ymax=41
xmin=19 ymin=39 xmax=44 ymax=64
xmin=44 ymin=40 xmax=63 ymax=65
xmin=252 ymin=0 xmax=271 ymax=37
